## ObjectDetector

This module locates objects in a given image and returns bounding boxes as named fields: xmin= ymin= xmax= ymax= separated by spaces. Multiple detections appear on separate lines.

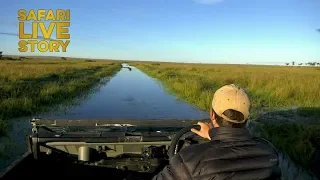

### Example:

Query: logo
xmin=18 ymin=9 xmax=70 ymax=53
xmin=270 ymin=158 xmax=278 ymax=162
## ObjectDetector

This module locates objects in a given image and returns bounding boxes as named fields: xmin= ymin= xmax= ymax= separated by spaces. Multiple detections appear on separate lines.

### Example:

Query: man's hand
xmin=191 ymin=122 xmax=213 ymax=140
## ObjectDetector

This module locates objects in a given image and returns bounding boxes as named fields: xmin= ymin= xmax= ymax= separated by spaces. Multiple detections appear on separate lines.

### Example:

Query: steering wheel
xmin=168 ymin=124 xmax=201 ymax=159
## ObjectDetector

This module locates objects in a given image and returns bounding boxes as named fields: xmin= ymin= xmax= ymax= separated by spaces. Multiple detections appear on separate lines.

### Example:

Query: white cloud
xmin=193 ymin=0 xmax=224 ymax=5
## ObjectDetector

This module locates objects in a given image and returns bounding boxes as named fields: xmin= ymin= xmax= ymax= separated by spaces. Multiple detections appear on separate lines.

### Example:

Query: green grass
xmin=131 ymin=61 xmax=320 ymax=169
xmin=260 ymin=122 xmax=320 ymax=168
xmin=132 ymin=62 xmax=320 ymax=113
xmin=0 ymin=58 xmax=121 ymax=135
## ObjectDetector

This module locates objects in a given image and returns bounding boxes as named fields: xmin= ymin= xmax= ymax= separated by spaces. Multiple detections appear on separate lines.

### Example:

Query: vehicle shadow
xmin=247 ymin=107 xmax=320 ymax=179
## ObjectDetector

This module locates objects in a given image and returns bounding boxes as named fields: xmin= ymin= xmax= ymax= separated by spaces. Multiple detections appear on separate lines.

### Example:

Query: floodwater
xmin=38 ymin=64 xmax=208 ymax=120
xmin=0 ymin=64 xmax=208 ymax=172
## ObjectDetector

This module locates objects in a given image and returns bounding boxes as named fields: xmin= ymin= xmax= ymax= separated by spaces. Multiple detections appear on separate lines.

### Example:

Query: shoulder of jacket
xmin=179 ymin=141 xmax=212 ymax=155
xmin=252 ymin=136 xmax=280 ymax=154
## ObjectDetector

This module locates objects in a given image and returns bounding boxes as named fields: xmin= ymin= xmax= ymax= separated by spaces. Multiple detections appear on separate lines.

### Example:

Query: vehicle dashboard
xmin=28 ymin=119 xmax=207 ymax=174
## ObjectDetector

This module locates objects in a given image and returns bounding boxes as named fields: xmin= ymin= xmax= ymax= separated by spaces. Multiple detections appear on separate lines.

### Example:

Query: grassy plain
xmin=132 ymin=61 xmax=320 ymax=169
xmin=0 ymin=58 xmax=121 ymax=135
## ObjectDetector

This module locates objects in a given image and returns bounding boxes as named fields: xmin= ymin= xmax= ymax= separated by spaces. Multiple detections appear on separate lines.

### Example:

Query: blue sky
xmin=0 ymin=0 xmax=319 ymax=64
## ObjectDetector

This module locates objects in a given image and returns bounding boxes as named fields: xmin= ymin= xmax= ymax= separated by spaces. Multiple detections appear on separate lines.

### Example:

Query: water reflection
xmin=38 ymin=65 xmax=208 ymax=120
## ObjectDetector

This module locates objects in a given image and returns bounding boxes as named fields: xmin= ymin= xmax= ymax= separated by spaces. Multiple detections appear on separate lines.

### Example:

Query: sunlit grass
xmin=132 ymin=62 xmax=320 ymax=112
xmin=132 ymin=61 xmax=320 ymax=169
xmin=0 ymin=58 xmax=121 ymax=135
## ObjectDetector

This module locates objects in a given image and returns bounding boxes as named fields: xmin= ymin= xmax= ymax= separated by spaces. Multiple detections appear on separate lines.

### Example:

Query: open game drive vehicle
xmin=0 ymin=118 xmax=205 ymax=179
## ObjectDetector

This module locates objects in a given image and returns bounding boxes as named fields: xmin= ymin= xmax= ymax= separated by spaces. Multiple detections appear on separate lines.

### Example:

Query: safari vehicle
xmin=0 ymin=118 xmax=204 ymax=179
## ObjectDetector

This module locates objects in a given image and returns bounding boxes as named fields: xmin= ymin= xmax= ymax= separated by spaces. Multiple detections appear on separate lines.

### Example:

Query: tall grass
xmin=132 ymin=61 xmax=320 ymax=169
xmin=0 ymin=58 xmax=121 ymax=135
xmin=132 ymin=62 xmax=320 ymax=113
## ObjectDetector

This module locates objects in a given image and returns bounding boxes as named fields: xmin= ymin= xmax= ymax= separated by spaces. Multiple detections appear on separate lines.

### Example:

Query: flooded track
xmin=38 ymin=64 xmax=208 ymax=120
xmin=0 ymin=64 xmax=207 ymax=171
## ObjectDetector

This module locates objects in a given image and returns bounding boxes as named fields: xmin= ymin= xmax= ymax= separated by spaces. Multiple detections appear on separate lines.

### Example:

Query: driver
xmin=153 ymin=84 xmax=281 ymax=180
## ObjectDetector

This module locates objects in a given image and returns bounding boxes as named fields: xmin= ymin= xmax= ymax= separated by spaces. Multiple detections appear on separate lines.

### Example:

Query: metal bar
xmin=30 ymin=119 xmax=209 ymax=127
xmin=46 ymin=141 xmax=171 ymax=146
xmin=37 ymin=136 xmax=170 ymax=143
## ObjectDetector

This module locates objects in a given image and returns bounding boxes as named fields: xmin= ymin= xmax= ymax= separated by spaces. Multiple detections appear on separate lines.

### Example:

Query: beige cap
xmin=212 ymin=84 xmax=251 ymax=123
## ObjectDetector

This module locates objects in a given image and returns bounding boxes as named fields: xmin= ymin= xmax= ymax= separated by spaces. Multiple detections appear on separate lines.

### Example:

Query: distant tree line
xmin=286 ymin=61 xmax=320 ymax=66
xmin=0 ymin=51 xmax=27 ymax=61
xmin=305 ymin=62 xmax=320 ymax=66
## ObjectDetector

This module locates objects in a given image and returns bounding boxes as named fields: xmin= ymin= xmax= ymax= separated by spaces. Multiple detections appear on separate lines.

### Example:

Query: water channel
xmin=0 ymin=64 xmax=208 ymax=172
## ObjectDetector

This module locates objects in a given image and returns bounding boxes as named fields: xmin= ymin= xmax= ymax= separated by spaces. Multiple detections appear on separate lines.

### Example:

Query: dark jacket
xmin=153 ymin=127 xmax=281 ymax=180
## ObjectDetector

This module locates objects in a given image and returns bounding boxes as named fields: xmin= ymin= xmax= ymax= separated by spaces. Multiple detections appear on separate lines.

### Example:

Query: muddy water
xmin=0 ymin=64 xmax=208 ymax=172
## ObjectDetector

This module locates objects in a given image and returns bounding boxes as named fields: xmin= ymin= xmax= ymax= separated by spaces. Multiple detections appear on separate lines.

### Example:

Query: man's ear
xmin=210 ymin=109 xmax=219 ymax=128
xmin=210 ymin=109 xmax=216 ymax=123
xmin=210 ymin=109 xmax=214 ymax=121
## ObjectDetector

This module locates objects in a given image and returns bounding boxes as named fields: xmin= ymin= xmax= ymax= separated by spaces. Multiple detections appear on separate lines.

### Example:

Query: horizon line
xmin=1 ymin=53 xmax=319 ymax=66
